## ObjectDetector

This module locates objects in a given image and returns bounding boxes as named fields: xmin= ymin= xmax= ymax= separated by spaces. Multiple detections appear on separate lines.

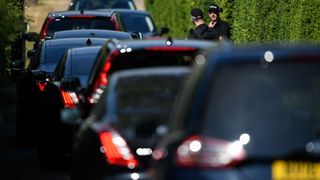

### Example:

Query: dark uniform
xmin=207 ymin=4 xmax=231 ymax=40
xmin=208 ymin=19 xmax=231 ymax=39
xmin=188 ymin=24 xmax=208 ymax=39
xmin=188 ymin=7 xmax=220 ymax=41
xmin=189 ymin=24 xmax=220 ymax=40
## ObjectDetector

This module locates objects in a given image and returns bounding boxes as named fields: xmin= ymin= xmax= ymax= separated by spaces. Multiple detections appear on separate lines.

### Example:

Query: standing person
xmin=188 ymin=8 xmax=208 ymax=39
xmin=207 ymin=4 xmax=231 ymax=40
xmin=188 ymin=8 xmax=220 ymax=40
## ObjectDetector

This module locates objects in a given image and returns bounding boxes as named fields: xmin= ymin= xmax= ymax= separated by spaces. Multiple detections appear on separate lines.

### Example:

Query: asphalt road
xmin=0 ymin=82 xmax=71 ymax=180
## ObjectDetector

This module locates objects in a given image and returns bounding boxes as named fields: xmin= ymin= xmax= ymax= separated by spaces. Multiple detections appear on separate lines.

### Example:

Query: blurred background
xmin=24 ymin=0 xmax=145 ymax=33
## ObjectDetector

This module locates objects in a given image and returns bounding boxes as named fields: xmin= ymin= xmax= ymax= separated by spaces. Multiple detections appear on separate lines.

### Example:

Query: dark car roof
xmin=48 ymin=10 xmax=113 ymax=18
xmin=112 ymin=39 xmax=219 ymax=51
xmin=193 ymin=43 xmax=320 ymax=100
xmin=205 ymin=43 xmax=320 ymax=66
xmin=99 ymin=8 xmax=151 ymax=15
xmin=44 ymin=37 xmax=109 ymax=46
xmin=52 ymin=29 xmax=131 ymax=39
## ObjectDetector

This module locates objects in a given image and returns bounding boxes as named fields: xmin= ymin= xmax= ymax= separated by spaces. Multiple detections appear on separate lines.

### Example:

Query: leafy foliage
xmin=0 ymin=0 xmax=25 ymax=81
xmin=145 ymin=0 xmax=320 ymax=43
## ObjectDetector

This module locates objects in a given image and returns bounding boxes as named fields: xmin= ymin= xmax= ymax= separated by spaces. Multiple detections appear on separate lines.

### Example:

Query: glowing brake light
xmin=99 ymin=131 xmax=139 ymax=168
xmin=61 ymin=90 xmax=79 ymax=108
xmin=88 ymin=50 xmax=120 ymax=104
xmin=175 ymin=135 xmax=246 ymax=168
xmin=40 ymin=17 xmax=54 ymax=40
xmin=110 ymin=16 xmax=120 ymax=31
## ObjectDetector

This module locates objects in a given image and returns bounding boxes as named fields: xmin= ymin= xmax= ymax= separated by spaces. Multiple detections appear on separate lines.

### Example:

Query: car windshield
xmin=76 ymin=0 xmax=135 ymax=10
xmin=47 ymin=18 xmax=115 ymax=37
xmin=120 ymin=13 xmax=155 ymax=33
xmin=203 ymin=62 xmax=320 ymax=157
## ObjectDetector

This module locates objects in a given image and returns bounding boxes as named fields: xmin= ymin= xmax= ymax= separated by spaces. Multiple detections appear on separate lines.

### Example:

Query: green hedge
xmin=145 ymin=0 xmax=320 ymax=43
xmin=0 ymin=0 xmax=25 ymax=82
xmin=145 ymin=0 xmax=232 ymax=38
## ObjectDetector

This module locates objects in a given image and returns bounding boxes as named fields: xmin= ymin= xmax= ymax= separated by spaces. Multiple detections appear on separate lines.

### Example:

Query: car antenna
xmin=86 ymin=38 xmax=92 ymax=46
xmin=80 ymin=10 xmax=84 ymax=15
xmin=166 ymin=36 xmax=173 ymax=46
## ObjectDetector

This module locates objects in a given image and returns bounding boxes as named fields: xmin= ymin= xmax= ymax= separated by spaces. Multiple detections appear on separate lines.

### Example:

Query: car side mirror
xmin=10 ymin=59 xmax=25 ymax=81
xmin=23 ymin=32 xmax=39 ymax=42
xmin=60 ymin=108 xmax=81 ymax=125
xmin=27 ymin=49 xmax=36 ymax=60
xmin=159 ymin=27 xmax=170 ymax=36
xmin=131 ymin=32 xmax=143 ymax=39
xmin=11 ymin=59 xmax=24 ymax=70
xmin=60 ymin=76 xmax=81 ymax=92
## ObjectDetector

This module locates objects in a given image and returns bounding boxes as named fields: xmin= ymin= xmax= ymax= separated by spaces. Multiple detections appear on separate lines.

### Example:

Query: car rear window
xmin=107 ymin=71 xmax=189 ymax=138
xmin=120 ymin=13 xmax=155 ymax=33
xmin=108 ymin=51 xmax=195 ymax=75
xmin=202 ymin=62 xmax=320 ymax=157
xmin=46 ymin=18 xmax=116 ymax=37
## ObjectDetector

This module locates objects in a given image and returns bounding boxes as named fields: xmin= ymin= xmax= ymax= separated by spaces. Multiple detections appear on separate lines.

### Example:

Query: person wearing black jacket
xmin=207 ymin=4 xmax=231 ymax=40
xmin=188 ymin=8 xmax=220 ymax=40
xmin=188 ymin=8 xmax=207 ymax=39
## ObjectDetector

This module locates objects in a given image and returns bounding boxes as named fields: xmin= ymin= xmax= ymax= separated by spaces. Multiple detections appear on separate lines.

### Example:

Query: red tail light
xmin=37 ymin=82 xmax=47 ymax=92
xmin=144 ymin=47 xmax=197 ymax=51
xmin=40 ymin=17 xmax=54 ymax=40
xmin=61 ymin=90 xmax=79 ymax=108
xmin=110 ymin=16 xmax=120 ymax=31
xmin=175 ymin=135 xmax=246 ymax=168
xmin=99 ymin=130 xmax=139 ymax=168
xmin=88 ymin=50 xmax=120 ymax=104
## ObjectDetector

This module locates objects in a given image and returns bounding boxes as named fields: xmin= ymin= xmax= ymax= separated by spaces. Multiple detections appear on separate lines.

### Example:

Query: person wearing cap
xmin=207 ymin=4 xmax=231 ymax=39
xmin=188 ymin=8 xmax=223 ymax=41
xmin=188 ymin=8 xmax=208 ymax=39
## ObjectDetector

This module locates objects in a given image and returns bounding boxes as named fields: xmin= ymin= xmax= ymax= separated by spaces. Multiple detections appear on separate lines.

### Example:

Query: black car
xmin=25 ymin=10 xmax=126 ymax=63
xmin=70 ymin=67 xmax=190 ymax=180
xmin=68 ymin=0 xmax=136 ymax=10
xmin=80 ymin=38 xmax=218 ymax=119
xmin=52 ymin=46 xmax=102 ymax=88
xmin=150 ymin=44 xmax=320 ymax=180
xmin=36 ymin=46 xmax=103 ymax=168
xmin=38 ymin=10 xmax=125 ymax=40
xmin=52 ymin=29 xmax=132 ymax=39
xmin=16 ymin=38 xmax=108 ymax=146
